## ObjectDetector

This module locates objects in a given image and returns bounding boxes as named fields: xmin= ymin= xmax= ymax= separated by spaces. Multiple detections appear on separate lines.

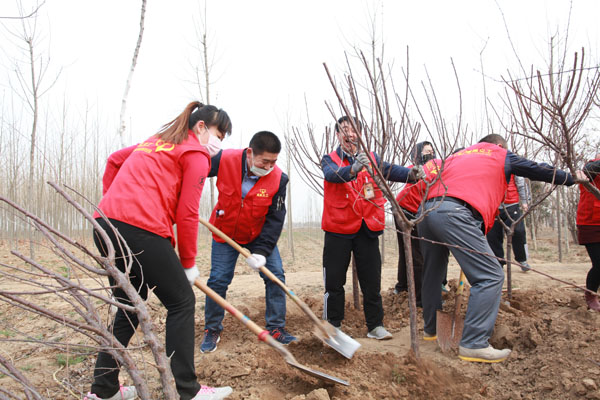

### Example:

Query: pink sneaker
xmin=191 ymin=385 xmax=233 ymax=400
xmin=83 ymin=385 xmax=137 ymax=400
xmin=585 ymin=291 xmax=600 ymax=312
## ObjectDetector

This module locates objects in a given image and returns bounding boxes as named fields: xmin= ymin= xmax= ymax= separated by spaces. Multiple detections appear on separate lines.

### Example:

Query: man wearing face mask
xmin=321 ymin=116 xmax=420 ymax=340
xmin=200 ymin=131 xmax=296 ymax=353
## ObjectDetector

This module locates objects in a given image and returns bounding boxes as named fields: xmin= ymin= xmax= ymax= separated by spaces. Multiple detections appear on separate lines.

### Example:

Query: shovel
xmin=193 ymin=279 xmax=349 ymax=386
xmin=199 ymin=217 xmax=361 ymax=359
xmin=436 ymin=270 xmax=467 ymax=353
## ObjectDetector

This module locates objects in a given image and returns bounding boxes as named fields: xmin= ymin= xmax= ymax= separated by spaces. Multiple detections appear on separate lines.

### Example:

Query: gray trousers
xmin=419 ymin=199 xmax=504 ymax=349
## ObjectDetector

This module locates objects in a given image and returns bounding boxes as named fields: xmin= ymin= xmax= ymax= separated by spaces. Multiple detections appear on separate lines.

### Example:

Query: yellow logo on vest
xmin=155 ymin=140 xmax=175 ymax=152
xmin=256 ymin=188 xmax=269 ymax=198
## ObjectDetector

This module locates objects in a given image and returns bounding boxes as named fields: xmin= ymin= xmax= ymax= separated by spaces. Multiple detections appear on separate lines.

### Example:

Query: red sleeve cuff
xmin=180 ymin=257 xmax=195 ymax=269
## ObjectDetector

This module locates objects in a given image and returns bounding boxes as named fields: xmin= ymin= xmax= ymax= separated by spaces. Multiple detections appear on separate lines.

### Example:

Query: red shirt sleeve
xmin=176 ymin=151 xmax=210 ymax=268
xmin=102 ymin=145 xmax=137 ymax=195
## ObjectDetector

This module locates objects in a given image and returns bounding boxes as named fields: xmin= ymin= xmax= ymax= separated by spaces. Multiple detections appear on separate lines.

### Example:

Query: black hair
xmin=479 ymin=134 xmax=508 ymax=148
xmin=411 ymin=141 xmax=435 ymax=165
xmin=335 ymin=116 xmax=362 ymax=133
xmin=249 ymin=131 xmax=281 ymax=155
xmin=157 ymin=101 xmax=232 ymax=144
xmin=188 ymin=105 xmax=232 ymax=136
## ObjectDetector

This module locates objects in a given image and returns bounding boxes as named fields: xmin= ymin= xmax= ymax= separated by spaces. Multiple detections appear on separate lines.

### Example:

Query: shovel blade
xmin=287 ymin=360 xmax=350 ymax=386
xmin=315 ymin=322 xmax=361 ymax=359
xmin=436 ymin=310 xmax=464 ymax=353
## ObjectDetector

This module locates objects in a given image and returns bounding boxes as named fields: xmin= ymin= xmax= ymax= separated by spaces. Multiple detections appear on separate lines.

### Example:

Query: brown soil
xmin=1 ymin=230 xmax=600 ymax=399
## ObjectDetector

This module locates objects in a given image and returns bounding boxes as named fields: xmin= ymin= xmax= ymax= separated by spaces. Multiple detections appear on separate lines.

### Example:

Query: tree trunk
xmin=286 ymin=156 xmax=295 ymax=261
xmin=118 ymin=0 xmax=146 ymax=146
xmin=505 ymin=233 xmax=514 ymax=300
xmin=27 ymin=38 xmax=38 ymax=260
xmin=351 ymin=254 xmax=360 ymax=310
xmin=380 ymin=229 xmax=385 ymax=264
xmin=556 ymin=190 xmax=563 ymax=262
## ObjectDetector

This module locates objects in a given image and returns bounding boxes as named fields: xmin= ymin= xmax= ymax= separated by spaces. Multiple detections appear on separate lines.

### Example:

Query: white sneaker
xmin=191 ymin=385 xmax=233 ymax=400
xmin=458 ymin=345 xmax=511 ymax=363
xmin=366 ymin=326 xmax=392 ymax=340
xmin=84 ymin=386 xmax=137 ymax=400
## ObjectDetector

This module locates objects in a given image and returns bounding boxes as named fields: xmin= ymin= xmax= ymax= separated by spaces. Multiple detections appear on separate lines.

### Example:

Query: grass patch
xmin=56 ymin=353 xmax=87 ymax=367
xmin=391 ymin=364 xmax=407 ymax=384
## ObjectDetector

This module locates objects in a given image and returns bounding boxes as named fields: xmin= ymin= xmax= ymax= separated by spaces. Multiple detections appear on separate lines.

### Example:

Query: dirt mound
xmin=2 ymin=251 xmax=600 ymax=399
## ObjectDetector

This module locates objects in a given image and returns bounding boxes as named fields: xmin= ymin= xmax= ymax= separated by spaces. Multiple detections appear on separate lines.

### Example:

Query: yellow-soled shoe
xmin=458 ymin=345 xmax=511 ymax=363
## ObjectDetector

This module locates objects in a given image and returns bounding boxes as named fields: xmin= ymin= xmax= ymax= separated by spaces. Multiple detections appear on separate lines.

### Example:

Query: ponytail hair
xmin=157 ymin=101 xmax=232 ymax=144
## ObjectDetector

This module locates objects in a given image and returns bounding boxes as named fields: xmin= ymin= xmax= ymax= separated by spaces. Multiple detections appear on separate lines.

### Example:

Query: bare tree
xmin=188 ymin=0 xmax=223 ymax=211
xmin=118 ymin=0 xmax=147 ymax=147
xmin=3 ymin=1 xmax=59 ymax=259
xmin=0 ymin=183 xmax=180 ymax=399
xmin=503 ymin=42 xmax=600 ymax=199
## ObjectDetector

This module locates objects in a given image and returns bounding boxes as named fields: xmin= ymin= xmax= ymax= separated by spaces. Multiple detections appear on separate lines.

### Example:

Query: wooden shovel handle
xmin=453 ymin=270 xmax=467 ymax=320
xmin=192 ymin=278 xmax=297 ymax=363
xmin=199 ymin=217 xmax=333 ymax=338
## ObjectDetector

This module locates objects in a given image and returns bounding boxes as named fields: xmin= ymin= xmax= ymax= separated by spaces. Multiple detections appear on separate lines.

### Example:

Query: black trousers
xmin=585 ymin=242 xmax=600 ymax=292
xmin=486 ymin=204 xmax=527 ymax=264
xmin=91 ymin=219 xmax=200 ymax=399
xmin=394 ymin=212 xmax=423 ymax=304
xmin=322 ymin=227 xmax=384 ymax=331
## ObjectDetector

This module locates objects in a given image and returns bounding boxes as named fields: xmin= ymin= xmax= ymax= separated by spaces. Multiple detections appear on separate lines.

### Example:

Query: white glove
xmin=351 ymin=152 xmax=370 ymax=174
xmin=184 ymin=265 xmax=200 ymax=285
xmin=245 ymin=253 xmax=266 ymax=271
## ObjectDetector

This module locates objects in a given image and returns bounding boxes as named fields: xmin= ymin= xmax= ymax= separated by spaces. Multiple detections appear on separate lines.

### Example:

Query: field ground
xmin=1 ymin=227 xmax=599 ymax=399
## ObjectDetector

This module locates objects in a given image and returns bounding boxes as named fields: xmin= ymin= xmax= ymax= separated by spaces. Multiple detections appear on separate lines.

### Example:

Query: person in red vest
xmin=418 ymin=134 xmax=575 ymax=363
xmin=577 ymin=154 xmax=600 ymax=311
xmin=88 ymin=102 xmax=233 ymax=400
xmin=486 ymin=174 xmax=532 ymax=272
xmin=393 ymin=141 xmax=436 ymax=306
xmin=200 ymin=131 xmax=296 ymax=353
xmin=321 ymin=116 xmax=419 ymax=340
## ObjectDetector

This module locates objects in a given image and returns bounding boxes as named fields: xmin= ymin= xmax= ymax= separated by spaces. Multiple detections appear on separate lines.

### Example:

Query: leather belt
xmin=426 ymin=196 xmax=483 ymax=221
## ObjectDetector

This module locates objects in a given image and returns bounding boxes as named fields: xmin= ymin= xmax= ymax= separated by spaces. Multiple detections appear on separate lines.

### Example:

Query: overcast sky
xmin=1 ymin=0 xmax=599 ymax=220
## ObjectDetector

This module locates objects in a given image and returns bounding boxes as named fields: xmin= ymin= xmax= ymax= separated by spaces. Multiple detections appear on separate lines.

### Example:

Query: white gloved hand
xmin=245 ymin=253 xmax=266 ymax=271
xmin=184 ymin=265 xmax=200 ymax=285
xmin=351 ymin=152 xmax=370 ymax=174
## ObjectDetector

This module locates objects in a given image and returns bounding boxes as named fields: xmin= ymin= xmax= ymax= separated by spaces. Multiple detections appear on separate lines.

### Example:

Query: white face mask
xmin=204 ymin=131 xmax=222 ymax=158
xmin=250 ymin=165 xmax=273 ymax=177
xmin=248 ymin=150 xmax=274 ymax=177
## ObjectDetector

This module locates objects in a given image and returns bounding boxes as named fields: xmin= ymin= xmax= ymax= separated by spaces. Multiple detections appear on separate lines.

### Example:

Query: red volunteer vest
xmin=209 ymin=149 xmax=282 ymax=244
xmin=576 ymin=158 xmax=600 ymax=226
xmin=503 ymin=175 xmax=520 ymax=204
xmin=321 ymin=151 xmax=386 ymax=234
xmin=425 ymin=143 xmax=508 ymax=234
xmin=96 ymin=135 xmax=210 ymax=243
xmin=396 ymin=160 xmax=441 ymax=213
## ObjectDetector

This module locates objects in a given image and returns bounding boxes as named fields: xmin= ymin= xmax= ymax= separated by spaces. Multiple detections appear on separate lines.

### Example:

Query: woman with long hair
xmin=86 ymin=102 xmax=233 ymax=400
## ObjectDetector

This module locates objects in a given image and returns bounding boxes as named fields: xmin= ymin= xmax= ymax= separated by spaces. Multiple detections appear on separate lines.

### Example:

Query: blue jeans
xmin=204 ymin=239 xmax=287 ymax=331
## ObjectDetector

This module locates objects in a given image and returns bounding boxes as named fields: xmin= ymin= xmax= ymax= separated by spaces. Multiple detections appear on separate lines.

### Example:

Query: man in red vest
xmin=321 ymin=116 xmax=418 ymax=340
xmin=486 ymin=175 xmax=531 ymax=272
xmin=200 ymin=131 xmax=296 ymax=353
xmin=419 ymin=134 xmax=575 ymax=362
